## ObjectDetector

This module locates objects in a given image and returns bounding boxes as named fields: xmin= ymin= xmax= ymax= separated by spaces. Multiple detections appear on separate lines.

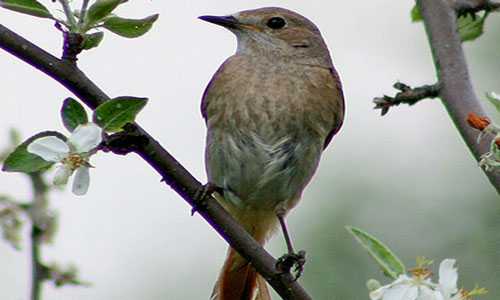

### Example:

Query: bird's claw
xmin=276 ymin=250 xmax=306 ymax=280
xmin=191 ymin=182 xmax=221 ymax=216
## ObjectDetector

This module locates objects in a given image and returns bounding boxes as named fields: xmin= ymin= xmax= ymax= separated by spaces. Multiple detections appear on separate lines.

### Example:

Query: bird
xmin=199 ymin=7 xmax=345 ymax=300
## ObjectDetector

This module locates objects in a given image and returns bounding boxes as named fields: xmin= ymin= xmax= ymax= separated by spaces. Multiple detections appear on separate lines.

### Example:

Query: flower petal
xmin=27 ymin=136 xmax=69 ymax=162
xmin=370 ymin=275 xmax=412 ymax=300
xmin=438 ymin=259 xmax=458 ymax=297
xmin=370 ymin=286 xmax=390 ymax=300
xmin=384 ymin=285 xmax=418 ymax=300
xmin=417 ymin=286 xmax=440 ymax=300
xmin=72 ymin=166 xmax=90 ymax=196
xmin=69 ymin=123 xmax=103 ymax=153
xmin=53 ymin=165 xmax=73 ymax=186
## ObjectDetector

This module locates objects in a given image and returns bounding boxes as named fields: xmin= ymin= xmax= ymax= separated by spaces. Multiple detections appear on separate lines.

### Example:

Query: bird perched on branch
xmin=200 ymin=7 xmax=344 ymax=300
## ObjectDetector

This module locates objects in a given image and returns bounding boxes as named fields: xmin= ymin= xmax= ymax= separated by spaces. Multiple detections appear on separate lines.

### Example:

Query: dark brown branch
xmin=0 ymin=24 xmax=312 ymax=299
xmin=373 ymin=82 xmax=440 ymax=116
xmin=453 ymin=0 xmax=500 ymax=16
xmin=60 ymin=30 xmax=84 ymax=63
xmin=417 ymin=0 xmax=500 ymax=193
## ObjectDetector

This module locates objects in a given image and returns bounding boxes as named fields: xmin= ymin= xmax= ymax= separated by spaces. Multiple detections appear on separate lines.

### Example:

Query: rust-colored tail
xmin=211 ymin=247 xmax=271 ymax=300
xmin=210 ymin=201 xmax=279 ymax=300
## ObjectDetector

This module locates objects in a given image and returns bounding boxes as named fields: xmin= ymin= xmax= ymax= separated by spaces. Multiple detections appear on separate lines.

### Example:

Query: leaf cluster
xmin=0 ymin=0 xmax=159 ymax=50
xmin=411 ymin=4 xmax=490 ymax=42
xmin=2 ymin=97 xmax=147 ymax=173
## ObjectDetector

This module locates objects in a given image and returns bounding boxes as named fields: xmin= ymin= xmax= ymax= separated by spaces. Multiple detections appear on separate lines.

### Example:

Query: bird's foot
xmin=276 ymin=250 xmax=306 ymax=280
xmin=191 ymin=182 xmax=222 ymax=216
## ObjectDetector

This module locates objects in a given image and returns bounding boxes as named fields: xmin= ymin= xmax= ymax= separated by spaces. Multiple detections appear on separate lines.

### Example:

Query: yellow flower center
xmin=460 ymin=286 xmax=489 ymax=299
xmin=62 ymin=153 xmax=87 ymax=170
xmin=459 ymin=289 xmax=472 ymax=300
xmin=409 ymin=267 xmax=432 ymax=280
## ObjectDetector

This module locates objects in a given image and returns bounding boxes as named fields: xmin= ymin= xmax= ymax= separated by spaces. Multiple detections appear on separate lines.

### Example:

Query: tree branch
xmin=373 ymin=82 xmax=440 ymax=116
xmin=417 ymin=0 xmax=500 ymax=193
xmin=28 ymin=172 xmax=49 ymax=300
xmin=30 ymin=227 xmax=43 ymax=300
xmin=0 ymin=24 xmax=312 ymax=299
xmin=453 ymin=0 xmax=500 ymax=16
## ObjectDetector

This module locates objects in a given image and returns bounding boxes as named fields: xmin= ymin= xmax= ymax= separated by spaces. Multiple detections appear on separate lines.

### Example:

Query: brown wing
xmin=201 ymin=57 xmax=233 ymax=122
xmin=200 ymin=73 xmax=214 ymax=121
xmin=323 ymin=67 xmax=345 ymax=149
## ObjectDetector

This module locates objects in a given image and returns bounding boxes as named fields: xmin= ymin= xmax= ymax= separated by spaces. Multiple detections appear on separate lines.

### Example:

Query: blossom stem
xmin=78 ymin=0 xmax=90 ymax=27
xmin=58 ymin=0 xmax=77 ymax=31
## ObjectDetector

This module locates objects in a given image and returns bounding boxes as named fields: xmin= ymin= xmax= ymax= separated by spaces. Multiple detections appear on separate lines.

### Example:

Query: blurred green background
xmin=0 ymin=1 xmax=499 ymax=299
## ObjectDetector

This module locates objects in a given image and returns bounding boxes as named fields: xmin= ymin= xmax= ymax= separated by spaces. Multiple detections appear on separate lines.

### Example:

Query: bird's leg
xmin=277 ymin=209 xmax=295 ymax=254
xmin=191 ymin=182 xmax=223 ymax=216
xmin=275 ymin=208 xmax=306 ymax=280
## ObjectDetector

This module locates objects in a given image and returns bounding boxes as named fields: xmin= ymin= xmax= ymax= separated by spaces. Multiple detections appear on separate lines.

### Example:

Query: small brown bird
xmin=200 ymin=7 xmax=344 ymax=300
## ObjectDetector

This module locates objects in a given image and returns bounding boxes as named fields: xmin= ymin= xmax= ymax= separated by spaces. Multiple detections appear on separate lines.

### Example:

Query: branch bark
xmin=28 ymin=172 xmax=49 ymax=300
xmin=0 ymin=24 xmax=312 ymax=299
xmin=453 ymin=0 xmax=500 ymax=15
xmin=417 ymin=0 xmax=500 ymax=193
xmin=373 ymin=82 xmax=440 ymax=116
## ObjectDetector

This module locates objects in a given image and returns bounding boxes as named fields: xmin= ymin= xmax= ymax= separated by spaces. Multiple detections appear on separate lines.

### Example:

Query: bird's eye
xmin=266 ymin=17 xmax=286 ymax=29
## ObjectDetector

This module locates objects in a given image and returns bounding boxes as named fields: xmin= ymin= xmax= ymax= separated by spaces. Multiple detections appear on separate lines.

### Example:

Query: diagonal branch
xmin=0 ymin=24 xmax=312 ymax=300
xmin=417 ymin=0 xmax=500 ymax=193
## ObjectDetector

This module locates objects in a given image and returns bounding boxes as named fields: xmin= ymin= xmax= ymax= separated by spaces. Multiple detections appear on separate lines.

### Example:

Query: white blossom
xmin=370 ymin=274 xmax=440 ymax=300
xmin=27 ymin=123 xmax=102 ymax=195
xmin=369 ymin=258 xmax=486 ymax=300
xmin=438 ymin=259 xmax=458 ymax=299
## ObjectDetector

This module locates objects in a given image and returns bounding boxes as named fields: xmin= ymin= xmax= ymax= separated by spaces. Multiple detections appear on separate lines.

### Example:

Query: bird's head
xmin=200 ymin=7 xmax=331 ymax=65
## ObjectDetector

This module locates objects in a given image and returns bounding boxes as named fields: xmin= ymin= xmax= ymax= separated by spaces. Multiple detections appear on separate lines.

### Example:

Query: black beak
xmin=199 ymin=15 xmax=239 ymax=29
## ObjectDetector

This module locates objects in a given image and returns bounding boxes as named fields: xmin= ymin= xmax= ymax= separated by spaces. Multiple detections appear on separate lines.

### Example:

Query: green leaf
xmin=458 ymin=13 xmax=487 ymax=42
xmin=103 ymin=14 xmax=159 ymax=38
xmin=85 ymin=0 xmax=122 ymax=28
xmin=2 ymin=131 xmax=67 ymax=173
xmin=486 ymin=92 xmax=500 ymax=113
xmin=61 ymin=98 xmax=88 ymax=132
xmin=93 ymin=97 xmax=148 ymax=132
xmin=410 ymin=5 xmax=422 ymax=22
xmin=0 ymin=0 xmax=53 ymax=19
xmin=346 ymin=226 xmax=406 ymax=279
xmin=410 ymin=4 xmax=487 ymax=42
xmin=82 ymin=32 xmax=104 ymax=50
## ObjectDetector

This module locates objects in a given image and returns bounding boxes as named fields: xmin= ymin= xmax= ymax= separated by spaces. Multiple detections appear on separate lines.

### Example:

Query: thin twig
xmin=0 ymin=24 xmax=312 ymax=300
xmin=30 ymin=226 xmax=43 ymax=300
xmin=28 ymin=172 xmax=49 ymax=300
xmin=373 ymin=82 xmax=440 ymax=116
xmin=417 ymin=0 xmax=500 ymax=192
